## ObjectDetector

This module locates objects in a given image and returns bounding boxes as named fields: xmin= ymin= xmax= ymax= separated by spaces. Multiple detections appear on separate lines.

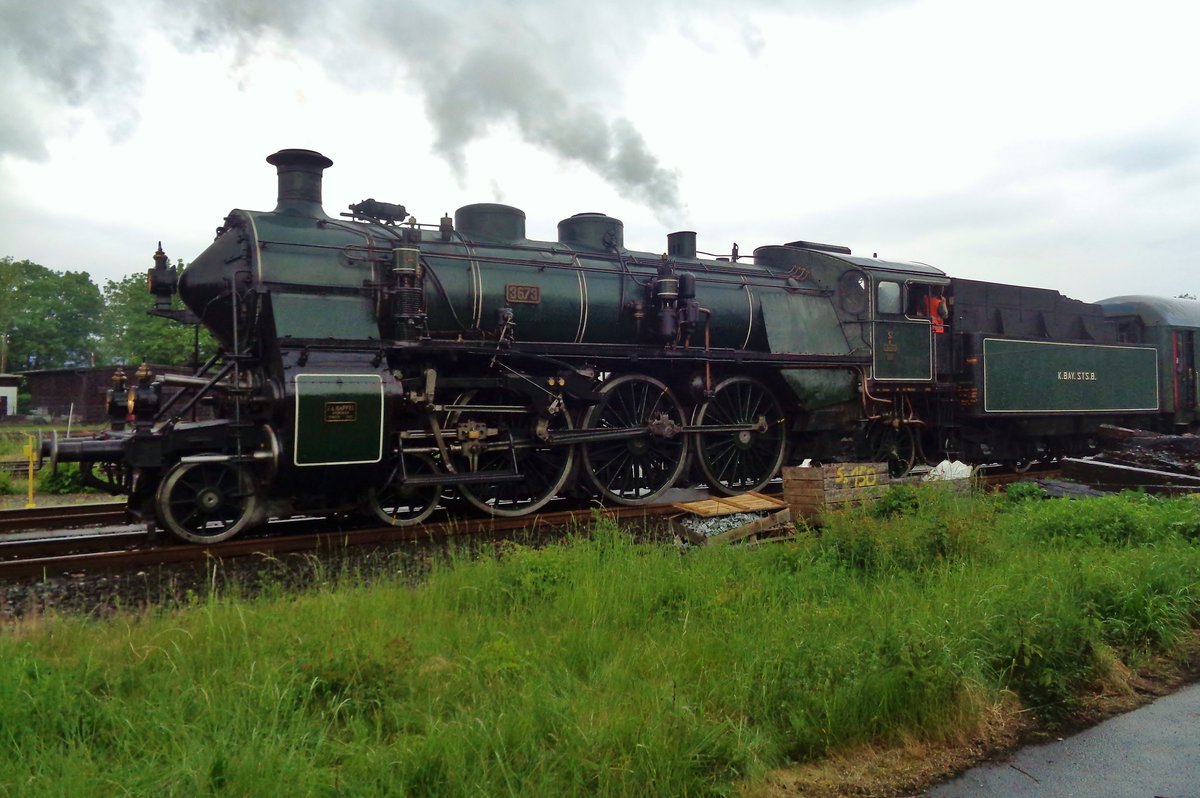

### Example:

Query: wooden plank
xmin=672 ymin=491 xmax=787 ymax=517
xmin=782 ymin=486 xmax=828 ymax=500
xmin=784 ymin=485 xmax=886 ymax=501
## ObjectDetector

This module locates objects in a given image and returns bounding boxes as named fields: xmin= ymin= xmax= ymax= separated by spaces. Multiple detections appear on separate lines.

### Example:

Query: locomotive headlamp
xmin=148 ymin=241 xmax=178 ymax=310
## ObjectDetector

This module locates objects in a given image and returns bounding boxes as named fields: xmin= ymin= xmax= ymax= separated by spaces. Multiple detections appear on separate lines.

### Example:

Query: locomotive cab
xmin=860 ymin=262 xmax=950 ymax=385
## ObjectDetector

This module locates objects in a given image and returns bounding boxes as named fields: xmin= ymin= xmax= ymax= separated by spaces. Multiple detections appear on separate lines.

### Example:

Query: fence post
xmin=22 ymin=434 xmax=35 ymax=508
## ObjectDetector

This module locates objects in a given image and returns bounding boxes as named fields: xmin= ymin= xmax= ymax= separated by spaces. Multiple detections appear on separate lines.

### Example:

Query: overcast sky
xmin=1 ymin=0 xmax=1198 ymax=302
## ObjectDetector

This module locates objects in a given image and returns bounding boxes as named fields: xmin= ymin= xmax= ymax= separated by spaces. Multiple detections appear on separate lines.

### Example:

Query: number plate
xmin=505 ymin=284 xmax=541 ymax=304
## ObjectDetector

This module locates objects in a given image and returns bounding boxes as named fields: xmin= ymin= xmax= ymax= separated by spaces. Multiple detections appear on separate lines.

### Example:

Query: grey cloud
xmin=1010 ymin=132 xmax=1200 ymax=184
xmin=0 ymin=0 xmax=913 ymax=216
xmin=1098 ymin=138 xmax=1195 ymax=175
xmin=0 ymin=0 xmax=141 ymax=160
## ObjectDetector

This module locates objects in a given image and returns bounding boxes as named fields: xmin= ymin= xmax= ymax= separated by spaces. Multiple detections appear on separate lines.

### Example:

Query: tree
xmin=99 ymin=271 xmax=216 ymax=366
xmin=0 ymin=257 xmax=103 ymax=370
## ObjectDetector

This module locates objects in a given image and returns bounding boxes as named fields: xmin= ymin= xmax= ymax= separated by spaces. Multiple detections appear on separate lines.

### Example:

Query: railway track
xmin=0 ymin=503 xmax=682 ymax=581
xmin=975 ymin=463 xmax=1063 ymax=486
xmin=0 ymin=502 xmax=127 ymax=533
xmin=0 ymin=463 xmax=1065 ymax=581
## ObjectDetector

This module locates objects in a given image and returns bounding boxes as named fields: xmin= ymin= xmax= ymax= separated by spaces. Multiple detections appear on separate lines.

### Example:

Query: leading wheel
xmin=448 ymin=388 xmax=574 ymax=517
xmin=156 ymin=461 xmax=260 ymax=544
xmin=365 ymin=452 xmax=443 ymax=526
xmin=581 ymin=374 xmax=689 ymax=505
xmin=694 ymin=377 xmax=787 ymax=495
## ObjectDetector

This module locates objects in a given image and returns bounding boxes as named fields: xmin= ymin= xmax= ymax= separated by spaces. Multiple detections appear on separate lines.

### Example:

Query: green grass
xmin=1 ymin=488 xmax=1199 ymax=796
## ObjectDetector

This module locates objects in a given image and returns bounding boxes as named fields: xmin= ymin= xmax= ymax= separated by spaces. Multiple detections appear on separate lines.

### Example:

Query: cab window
xmin=876 ymin=280 xmax=901 ymax=315
xmin=908 ymin=284 xmax=932 ymax=317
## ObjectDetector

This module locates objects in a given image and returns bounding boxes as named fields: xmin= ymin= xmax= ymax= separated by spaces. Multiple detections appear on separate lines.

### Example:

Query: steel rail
xmin=0 ymin=463 xmax=1062 ymax=581
xmin=0 ymin=502 xmax=126 ymax=534
xmin=0 ymin=503 xmax=681 ymax=581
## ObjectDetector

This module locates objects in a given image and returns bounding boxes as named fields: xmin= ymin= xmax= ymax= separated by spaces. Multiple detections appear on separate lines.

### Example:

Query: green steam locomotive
xmin=44 ymin=149 xmax=1200 ymax=542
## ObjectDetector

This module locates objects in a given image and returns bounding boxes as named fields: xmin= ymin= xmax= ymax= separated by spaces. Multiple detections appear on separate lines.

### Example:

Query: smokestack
xmin=667 ymin=231 xmax=697 ymax=259
xmin=265 ymin=149 xmax=333 ymax=218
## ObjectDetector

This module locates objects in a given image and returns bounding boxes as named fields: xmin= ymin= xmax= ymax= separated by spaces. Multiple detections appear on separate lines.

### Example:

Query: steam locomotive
xmin=45 ymin=149 xmax=1200 ymax=543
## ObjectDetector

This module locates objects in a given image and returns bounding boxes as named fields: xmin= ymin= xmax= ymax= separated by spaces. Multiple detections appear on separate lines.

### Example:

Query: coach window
xmin=876 ymin=280 xmax=901 ymax=315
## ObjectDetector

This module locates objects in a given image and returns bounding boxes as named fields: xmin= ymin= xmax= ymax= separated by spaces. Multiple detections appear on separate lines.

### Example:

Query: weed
xmin=1004 ymin=482 xmax=1046 ymax=502
xmin=35 ymin=463 xmax=87 ymax=495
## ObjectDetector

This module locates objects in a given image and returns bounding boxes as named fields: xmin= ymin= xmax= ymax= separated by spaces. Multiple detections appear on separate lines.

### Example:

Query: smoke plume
xmin=0 ymin=0 xmax=896 ymax=217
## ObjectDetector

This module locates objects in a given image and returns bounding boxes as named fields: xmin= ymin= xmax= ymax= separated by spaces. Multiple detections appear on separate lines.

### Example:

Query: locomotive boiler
xmin=45 ymin=149 xmax=1200 ymax=542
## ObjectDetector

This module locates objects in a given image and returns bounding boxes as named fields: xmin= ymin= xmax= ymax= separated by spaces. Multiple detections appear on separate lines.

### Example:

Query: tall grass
xmin=1 ymin=488 xmax=1199 ymax=796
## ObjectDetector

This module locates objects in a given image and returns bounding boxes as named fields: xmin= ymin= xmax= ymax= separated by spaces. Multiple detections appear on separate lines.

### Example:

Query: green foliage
xmin=0 ymin=470 xmax=16 ymax=495
xmin=870 ymin=483 xmax=922 ymax=518
xmin=0 ymin=257 xmax=103 ymax=369
xmin=35 ymin=463 xmax=89 ymax=494
xmin=99 ymin=272 xmax=216 ymax=367
xmin=1004 ymin=481 xmax=1047 ymax=502
xmin=1 ymin=257 xmax=216 ymax=371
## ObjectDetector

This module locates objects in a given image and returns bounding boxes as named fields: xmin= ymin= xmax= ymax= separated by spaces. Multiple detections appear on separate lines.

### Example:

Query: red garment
xmin=923 ymin=296 xmax=947 ymax=333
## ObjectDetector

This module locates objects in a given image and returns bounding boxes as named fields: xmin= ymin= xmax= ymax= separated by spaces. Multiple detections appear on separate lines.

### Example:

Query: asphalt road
xmin=926 ymin=683 xmax=1200 ymax=797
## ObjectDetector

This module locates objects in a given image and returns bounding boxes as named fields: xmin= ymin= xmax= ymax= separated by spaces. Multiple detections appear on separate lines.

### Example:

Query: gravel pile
xmin=678 ymin=512 xmax=766 ymax=538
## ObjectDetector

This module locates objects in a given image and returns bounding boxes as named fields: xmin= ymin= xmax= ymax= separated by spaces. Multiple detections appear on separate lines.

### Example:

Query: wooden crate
xmin=782 ymin=462 xmax=891 ymax=523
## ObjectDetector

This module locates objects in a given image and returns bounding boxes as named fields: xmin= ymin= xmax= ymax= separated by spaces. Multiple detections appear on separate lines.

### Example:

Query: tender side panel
xmin=982 ymin=338 xmax=1158 ymax=413
xmin=293 ymin=374 xmax=384 ymax=466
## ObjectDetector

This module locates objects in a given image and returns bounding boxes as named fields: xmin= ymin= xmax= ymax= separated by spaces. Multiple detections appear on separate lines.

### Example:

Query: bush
xmin=870 ymin=484 xmax=922 ymax=518
xmin=0 ymin=470 xmax=17 ymax=495
xmin=1003 ymin=481 xmax=1046 ymax=502
xmin=36 ymin=463 xmax=87 ymax=494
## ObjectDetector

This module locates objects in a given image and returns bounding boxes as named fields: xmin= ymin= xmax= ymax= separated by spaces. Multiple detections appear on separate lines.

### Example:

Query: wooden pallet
xmin=671 ymin=491 xmax=788 ymax=517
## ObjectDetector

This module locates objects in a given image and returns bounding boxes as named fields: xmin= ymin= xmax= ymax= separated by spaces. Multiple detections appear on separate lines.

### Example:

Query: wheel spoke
xmin=156 ymin=461 xmax=259 ymax=544
xmin=582 ymin=374 xmax=689 ymax=505
xmin=695 ymin=377 xmax=786 ymax=496
xmin=366 ymin=452 xmax=441 ymax=526
xmin=450 ymin=388 xmax=574 ymax=517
